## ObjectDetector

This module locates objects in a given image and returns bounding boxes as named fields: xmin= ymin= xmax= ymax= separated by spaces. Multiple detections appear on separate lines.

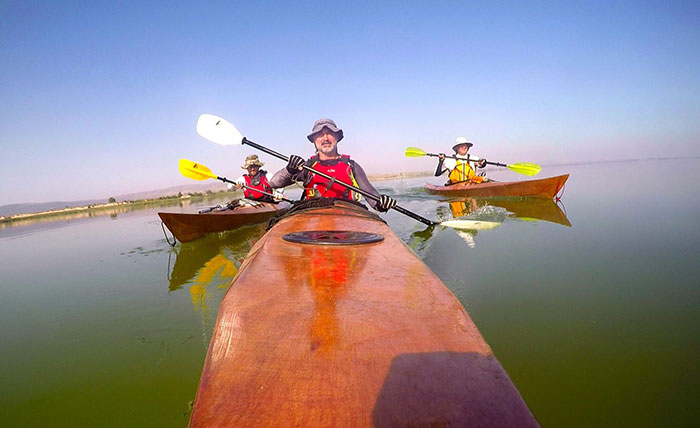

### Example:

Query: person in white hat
xmin=435 ymin=137 xmax=489 ymax=184
xmin=270 ymin=118 xmax=397 ymax=212
xmin=228 ymin=154 xmax=284 ymax=201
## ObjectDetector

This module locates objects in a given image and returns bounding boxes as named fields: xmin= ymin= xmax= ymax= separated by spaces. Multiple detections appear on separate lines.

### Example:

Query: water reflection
xmin=167 ymin=224 xmax=267 ymax=312
xmin=444 ymin=197 xmax=571 ymax=227
xmin=269 ymin=236 xmax=370 ymax=353
xmin=407 ymin=225 xmax=436 ymax=253
xmin=402 ymin=197 xmax=571 ymax=251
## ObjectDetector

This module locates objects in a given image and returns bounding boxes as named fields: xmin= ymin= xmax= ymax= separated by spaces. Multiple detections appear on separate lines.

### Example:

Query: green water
xmin=1 ymin=159 xmax=698 ymax=427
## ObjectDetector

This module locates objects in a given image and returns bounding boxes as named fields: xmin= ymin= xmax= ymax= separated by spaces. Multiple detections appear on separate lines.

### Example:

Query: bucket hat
xmin=452 ymin=136 xmax=473 ymax=153
xmin=241 ymin=154 xmax=265 ymax=169
xmin=307 ymin=118 xmax=344 ymax=142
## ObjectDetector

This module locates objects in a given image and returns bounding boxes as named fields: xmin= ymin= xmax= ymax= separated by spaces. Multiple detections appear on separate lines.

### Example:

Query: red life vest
xmin=243 ymin=172 xmax=272 ymax=200
xmin=303 ymin=155 xmax=359 ymax=200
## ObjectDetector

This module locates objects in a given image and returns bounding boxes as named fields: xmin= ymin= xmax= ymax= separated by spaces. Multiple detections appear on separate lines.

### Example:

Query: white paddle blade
xmin=196 ymin=114 xmax=244 ymax=146
xmin=440 ymin=220 xmax=502 ymax=230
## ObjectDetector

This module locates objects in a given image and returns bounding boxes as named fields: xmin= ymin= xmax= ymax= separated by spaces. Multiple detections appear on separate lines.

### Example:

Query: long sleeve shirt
xmin=435 ymin=156 xmax=482 ymax=176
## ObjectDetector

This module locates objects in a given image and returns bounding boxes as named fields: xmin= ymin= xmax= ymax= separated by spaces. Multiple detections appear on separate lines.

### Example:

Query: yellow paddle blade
xmin=507 ymin=162 xmax=541 ymax=176
xmin=404 ymin=147 xmax=427 ymax=157
xmin=178 ymin=159 xmax=216 ymax=181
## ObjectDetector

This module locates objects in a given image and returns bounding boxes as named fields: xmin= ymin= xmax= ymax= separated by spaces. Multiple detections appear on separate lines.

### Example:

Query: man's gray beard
xmin=317 ymin=145 xmax=337 ymax=156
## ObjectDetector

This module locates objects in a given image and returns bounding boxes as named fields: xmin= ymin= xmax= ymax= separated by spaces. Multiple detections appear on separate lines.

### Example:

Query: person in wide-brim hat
xmin=307 ymin=118 xmax=344 ymax=143
xmin=229 ymin=154 xmax=282 ymax=202
xmin=436 ymin=136 xmax=489 ymax=184
xmin=241 ymin=154 xmax=265 ymax=169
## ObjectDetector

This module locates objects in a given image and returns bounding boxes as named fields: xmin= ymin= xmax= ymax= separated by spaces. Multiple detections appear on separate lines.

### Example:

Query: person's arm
xmin=269 ymin=168 xmax=294 ymax=188
xmin=435 ymin=154 xmax=447 ymax=176
xmin=227 ymin=175 xmax=246 ymax=190
xmin=265 ymin=172 xmax=285 ymax=199
xmin=352 ymin=162 xmax=396 ymax=211
xmin=270 ymin=155 xmax=306 ymax=188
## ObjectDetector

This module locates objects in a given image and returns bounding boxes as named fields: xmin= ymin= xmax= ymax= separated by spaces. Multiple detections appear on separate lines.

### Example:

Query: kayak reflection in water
xmin=270 ymin=118 xmax=397 ymax=212
xmin=437 ymin=204 xmax=479 ymax=248
xmin=407 ymin=225 xmax=436 ymax=255
xmin=227 ymin=154 xmax=285 ymax=202
xmin=435 ymin=137 xmax=489 ymax=185
xmin=448 ymin=199 xmax=479 ymax=218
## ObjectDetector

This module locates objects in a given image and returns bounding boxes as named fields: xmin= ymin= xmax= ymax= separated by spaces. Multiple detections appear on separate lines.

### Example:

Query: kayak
xmin=188 ymin=199 xmax=538 ymax=427
xmin=158 ymin=200 xmax=291 ymax=243
xmin=426 ymin=174 xmax=569 ymax=198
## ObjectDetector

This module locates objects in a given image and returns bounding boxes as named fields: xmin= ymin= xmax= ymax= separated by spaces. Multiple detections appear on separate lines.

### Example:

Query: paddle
xmin=178 ymin=159 xmax=294 ymax=203
xmin=195 ymin=114 xmax=493 ymax=229
xmin=404 ymin=147 xmax=541 ymax=176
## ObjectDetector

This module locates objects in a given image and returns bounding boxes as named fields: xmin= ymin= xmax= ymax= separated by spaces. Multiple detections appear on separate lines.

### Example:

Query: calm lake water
xmin=1 ymin=159 xmax=698 ymax=427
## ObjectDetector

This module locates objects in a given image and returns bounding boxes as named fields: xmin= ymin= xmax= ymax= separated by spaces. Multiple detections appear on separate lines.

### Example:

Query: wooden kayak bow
xmin=187 ymin=200 xmax=539 ymax=427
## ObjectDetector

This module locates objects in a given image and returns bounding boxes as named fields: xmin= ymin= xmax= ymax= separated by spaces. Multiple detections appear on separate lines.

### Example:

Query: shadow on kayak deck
xmin=373 ymin=351 xmax=539 ymax=427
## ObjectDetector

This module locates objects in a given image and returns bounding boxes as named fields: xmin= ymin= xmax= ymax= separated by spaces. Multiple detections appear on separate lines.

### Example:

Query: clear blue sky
xmin=2 ymin=1 xmax=698 ymax=204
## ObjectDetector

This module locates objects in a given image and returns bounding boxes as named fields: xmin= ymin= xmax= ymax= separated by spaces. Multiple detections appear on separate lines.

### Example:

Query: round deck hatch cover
xmin=282 ymin=230 xmax=384 ymax=245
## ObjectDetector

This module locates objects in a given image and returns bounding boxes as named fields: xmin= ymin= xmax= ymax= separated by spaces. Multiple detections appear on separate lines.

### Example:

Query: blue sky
xmin=1 ymin=1 xmax=699 ymax=204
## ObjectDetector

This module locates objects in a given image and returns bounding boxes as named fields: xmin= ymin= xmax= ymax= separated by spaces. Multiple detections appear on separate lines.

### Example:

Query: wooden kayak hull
xmin=189 ymin=200 xmax=538 ymax=427
xmin=158 ymin=201 xmax=291 ymax=243
xmin=426 ymin=174 xmax=569 ymax=198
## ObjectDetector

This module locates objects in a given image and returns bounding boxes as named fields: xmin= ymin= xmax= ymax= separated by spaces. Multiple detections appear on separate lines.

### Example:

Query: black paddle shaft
xmin=242 ymin=138 xmax=437 ymax=226
xmin=424 ymin=151 xmax=507 ymax=168
xmin=214 ymin=174 xmax=293 ymax=203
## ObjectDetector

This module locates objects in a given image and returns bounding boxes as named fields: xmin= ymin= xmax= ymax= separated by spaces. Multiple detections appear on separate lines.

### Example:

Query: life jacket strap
xmin=325 ymin=176 xmax=337 ymax=196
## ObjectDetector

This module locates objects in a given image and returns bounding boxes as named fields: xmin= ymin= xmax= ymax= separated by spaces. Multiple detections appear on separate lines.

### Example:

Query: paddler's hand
xmin=286 ymin=155 xmax=305 ymax=173
xmin=376 ymin=194 xmax=397 ymax=212
xmin=439 ymin=153 xmax=446 ymax=160
xmin=477 ymin=159 xmax=487 ymax=168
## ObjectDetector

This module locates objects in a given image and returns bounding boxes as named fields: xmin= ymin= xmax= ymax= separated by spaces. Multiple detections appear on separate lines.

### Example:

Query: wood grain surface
xmin=189 ymin=201 xmax=539 ymax=427
xmin=426 ymin=174 xmax=569 ymax=198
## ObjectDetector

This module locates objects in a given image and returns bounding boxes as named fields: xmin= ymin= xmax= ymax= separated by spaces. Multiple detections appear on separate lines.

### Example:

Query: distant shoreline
xmin=368 ymin=171 xmax=431 ymax=181
xmin=0 ymin=172 xmax=433 ymax=223
xmin=0 ymin=190 xmax=237 ymax=225
xmin=3 ymin=155 xmax=698 ymax=219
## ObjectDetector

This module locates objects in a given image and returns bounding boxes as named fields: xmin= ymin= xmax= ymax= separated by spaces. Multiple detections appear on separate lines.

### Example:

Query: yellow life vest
xmin=448 ymin=160 xmax=484 ymax=184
